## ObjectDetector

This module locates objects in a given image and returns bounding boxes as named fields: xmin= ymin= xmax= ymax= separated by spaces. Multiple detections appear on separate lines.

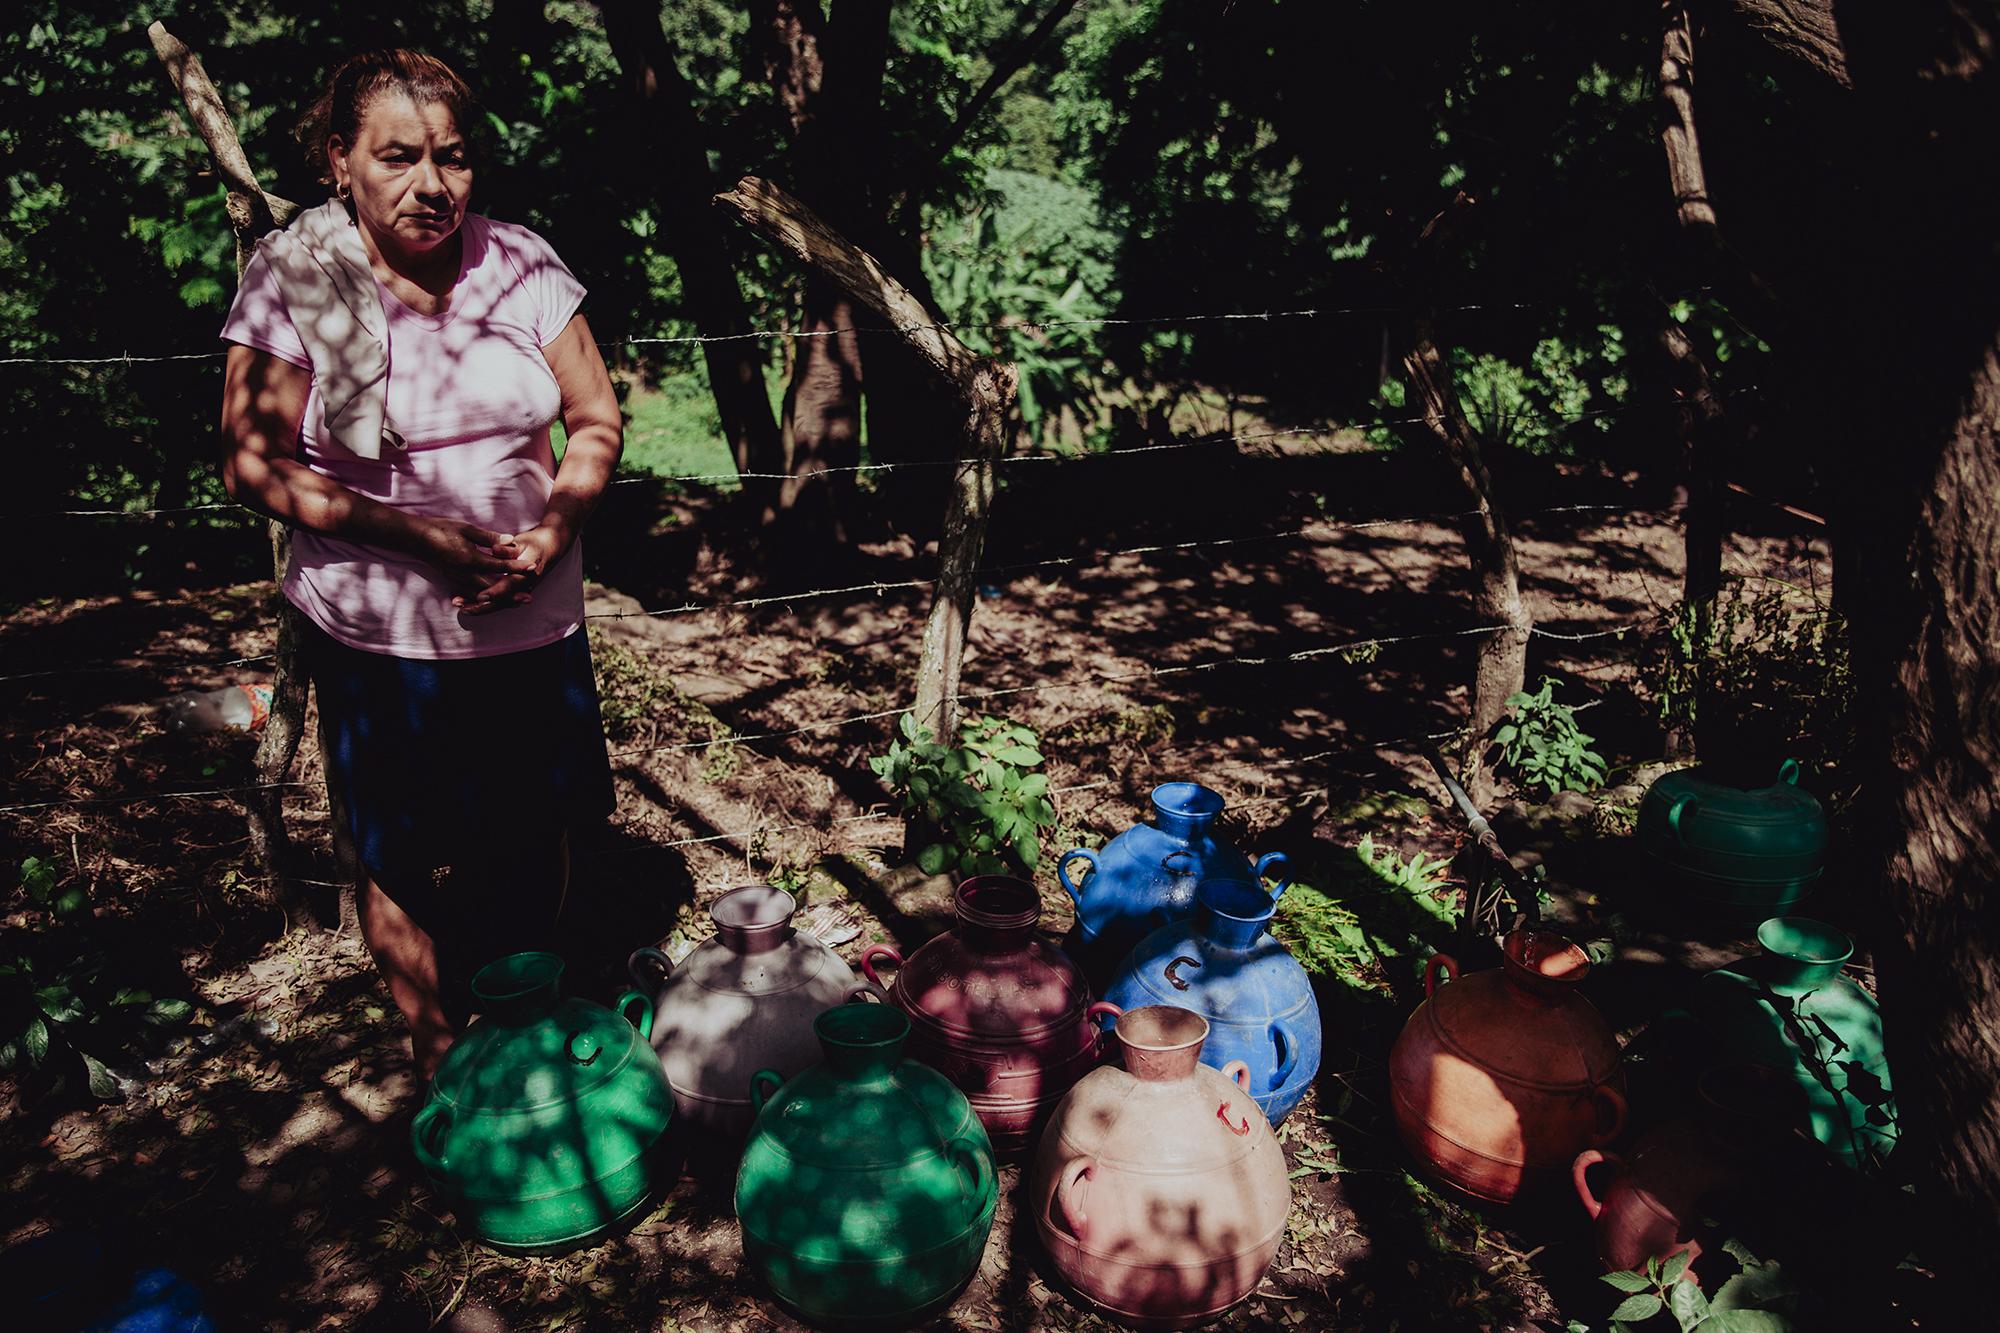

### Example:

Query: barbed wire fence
xmin=0 ymin=299 xmax=1824 ymax=898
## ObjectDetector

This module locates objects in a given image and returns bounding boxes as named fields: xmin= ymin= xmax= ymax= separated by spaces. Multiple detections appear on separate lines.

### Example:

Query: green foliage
xmin=1588 ymin=1244 xmax=1798 ymax=1332
xmin=1647 ymin=579 xmax=1855 ymax=781
xmin=1492 ymin=675 xmax=1608 ymax=796
xmin=925 ymin=168 xmax=1117 ymax=450
xmin=1451 ymin=327 xmax=1629 ymax=455
xmin=3 ymin=856 xmax=194 ymax=1105
xmin=870 ymin=713 xmax=1057 ymax=878
xmin=1273 ymin=833 xmax=1456 ymax=991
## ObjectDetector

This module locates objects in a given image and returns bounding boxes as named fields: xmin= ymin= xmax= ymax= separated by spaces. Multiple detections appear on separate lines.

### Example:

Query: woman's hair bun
xmin=295 ymin=49 xmax=477 ymax=186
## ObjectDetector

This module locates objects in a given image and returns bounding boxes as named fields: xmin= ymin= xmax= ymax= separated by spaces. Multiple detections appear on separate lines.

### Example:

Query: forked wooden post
xmin=147 ymin=22 xmax=343 ymax=920
xmin=713 ymin=176 xmax=1018 ymax=743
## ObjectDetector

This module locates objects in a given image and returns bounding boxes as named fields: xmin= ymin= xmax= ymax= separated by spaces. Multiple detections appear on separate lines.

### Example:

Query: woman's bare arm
xmin=461 ymin=312 xmax=624 ymax=613
xmin=219 ymin=343 xmax=516 ymax=594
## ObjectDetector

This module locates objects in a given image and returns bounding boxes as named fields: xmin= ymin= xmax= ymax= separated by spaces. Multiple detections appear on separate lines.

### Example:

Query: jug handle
xmin=750 ymin=1068 xmax=784 ymax=1115
xmin=1054 ymin=1157 xmax=1095 ymax=1240
xmin=1056 ymin=849 xmax=1097 ymax=911
xmin=1424 ymin=953 xmax=1459 ymax=999
xmin=611 ymin=989 xmax=654 ymax=1039
xmin=1665 ymin=792 xmax=1699 ymax=844
xmin=1777 ymin=757 xmax=1802 ymax=786
xmin=1572 ymin=1148 xmax=1627 ymax=1221
xmin=1254 ymin=851 xmax=1293 ymax=900
xmin=859 ymin=944 xmax=902 ymax=992
xmin=627 ymin=946 xmax=675 ymax=995
xmin=1222 ymin=1059 xmax=1252 ymax=1092
xmin=947 ymin=1137 xmax=995 ymax=1204
xmin=1270 ymin=1018 xmax=1299 ymax=1088
xmin=846 ymin=985 xmax=884 ymax=1004
xmin=1085 ymin=1000 xmax=1123 ymax=1054
xmin=411 ymin=1103 xmax=450 ymax=1178
xmin=1590 ymin=1084 xmax=1629 ymax=1145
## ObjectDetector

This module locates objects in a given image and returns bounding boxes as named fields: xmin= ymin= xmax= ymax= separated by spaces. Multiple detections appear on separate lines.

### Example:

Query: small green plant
xmin=1273 ymin=835 xmax=1457 ymax=991
xmin=870 ymin=713 xmax=1057 ymax=878
xmin=1647 ymin=579 xmax=1854 ymax=781
xmin=1355 ymin=833 xmax=1449 ymax=895
xmin=1492 ymin=674 xmax=1608 ymax=795
xmin=1589 ymin=1246 xmax=1797 ymax=1331
xmin=3 ymin=858 xmax=194 ymax=1104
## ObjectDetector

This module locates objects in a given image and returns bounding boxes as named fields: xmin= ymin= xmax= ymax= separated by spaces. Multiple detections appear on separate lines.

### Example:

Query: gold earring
xmin=336 ymin=181 xmax=352 ymax=201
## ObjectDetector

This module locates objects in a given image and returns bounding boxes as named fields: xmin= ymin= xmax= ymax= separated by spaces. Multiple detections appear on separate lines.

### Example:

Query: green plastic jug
xmin=1692 ymin=918 xmax=1896 ymax=1172
xmin=1637 ymin=759 xmax=1827 ymax=926
xmin=735 ymin=1002 xmax=998 ymax=1327
xmin=410 ymin=952 xmax=675 ymax=1252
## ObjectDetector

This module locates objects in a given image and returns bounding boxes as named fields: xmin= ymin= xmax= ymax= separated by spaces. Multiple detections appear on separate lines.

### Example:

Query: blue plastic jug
xmin=1057 ymin=782 xmax=1289 ymax=980
xmin=1102 ymin=877 xmax=1322 ymax=1124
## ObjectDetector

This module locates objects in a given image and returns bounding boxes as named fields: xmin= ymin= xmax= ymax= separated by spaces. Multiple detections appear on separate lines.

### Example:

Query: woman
xmin=218 ymin=50 xmax=621 ymax=1077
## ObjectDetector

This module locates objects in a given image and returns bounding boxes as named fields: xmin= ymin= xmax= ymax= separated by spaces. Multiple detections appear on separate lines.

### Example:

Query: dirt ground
xmin=1 ymin=441 xmax=1855 ymax=1331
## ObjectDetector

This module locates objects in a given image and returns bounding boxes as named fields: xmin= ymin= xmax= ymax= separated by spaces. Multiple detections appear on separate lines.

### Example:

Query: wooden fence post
xmin=712 ymin=176 xmax=1018 ymax=745
xmin=147 ymin=23 xmax=341 ymax=922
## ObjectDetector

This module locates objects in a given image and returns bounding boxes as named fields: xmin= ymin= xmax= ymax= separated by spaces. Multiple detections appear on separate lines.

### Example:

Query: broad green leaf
xmin=1602 ymin=1271 xmax=1653 ymax=1293
xmin=1669 ymin=1278 xmax=1709 ymax=1324
xmin=1706 ymin=1313 xmax=1791 ymax=1333
xmin=1661 ymin=1249 xmax=1693 ymax=1285
xmin=996 ymin=745 xmax=1043 ymax=766
xmin=917 ymin=843 xmax=954 ymax=876
xmin=23 ymin=1015 xmax=49 ymax=1065
xmin=81 ymin=1051 xmax=120 ymax=1100
xmin=1609 ymin=1293 xmax=1663 ymax=1322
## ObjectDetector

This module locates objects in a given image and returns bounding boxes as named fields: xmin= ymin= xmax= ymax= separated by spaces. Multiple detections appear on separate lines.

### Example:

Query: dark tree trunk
xmin=1658 ymin=321 xmax=1728 ymax=759
xmin=1404 ymin=328 xmax=1530 ymax=808
xmin=1713 ymin=0 xmax=2000 ymax=1251
xmin=599 ymin=0 xmax=783 ymax=506
xmin=746 ymin=1 xmax=894 ymax=539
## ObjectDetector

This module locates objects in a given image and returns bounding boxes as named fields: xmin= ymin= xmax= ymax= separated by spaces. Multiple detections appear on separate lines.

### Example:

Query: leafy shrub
xmin=870 ymin=713 xmax=1058 ymax=878
xmin=1492 ymin=675 xmax=1608 ymax=796
xmin=1646 ymin=579 xmax=1854 ymax=782
xmin=3 ymin=858 xmax=193 ymax=1104
xmin=1273 ymin=835 xmax=1457 ymax=991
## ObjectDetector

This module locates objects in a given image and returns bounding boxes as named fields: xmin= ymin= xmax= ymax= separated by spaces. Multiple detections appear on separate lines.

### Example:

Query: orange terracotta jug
xmin=1029 ymin=1006 xmax=1291 ymax=1329
xmin=1389 ymin=930 xmax=1626 ymax=1202
xmin=1573 ymin=1063 xmax=1809 ymax=1281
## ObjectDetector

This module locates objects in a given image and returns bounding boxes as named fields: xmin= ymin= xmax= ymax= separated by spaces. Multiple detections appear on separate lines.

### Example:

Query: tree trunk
xmin=599 ymin=0 xmax=783 ymax=505
xmin=751 ymin=0 xmax=891 ymax=540
xmin=1403 ymin=328 xmax=1529 ymax=807
xmin=1658 ymin=321 xmax=1728 ymax=759
xmin=776 ymin=279 xmax=864 ymax=536
xmin=1712 ymin=0 xmax=2000 ymax=1251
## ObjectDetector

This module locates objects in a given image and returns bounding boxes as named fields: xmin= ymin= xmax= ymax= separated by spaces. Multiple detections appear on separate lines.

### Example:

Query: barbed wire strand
xmin=0 ymin=504 xmax=1653 ymax=682
xmin=0 ymin=300 xmax=1553 ymax=369
xmin=599 ymin=615 xmax=1652 ymax=764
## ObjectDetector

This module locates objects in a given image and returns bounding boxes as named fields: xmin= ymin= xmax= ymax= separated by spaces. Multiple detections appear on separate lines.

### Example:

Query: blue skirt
xmin=307 ymin=621 xmax=615 ymax=927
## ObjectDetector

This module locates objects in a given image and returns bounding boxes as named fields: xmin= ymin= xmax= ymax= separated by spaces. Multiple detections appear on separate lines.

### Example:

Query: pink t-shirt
xmin=220 ymin=214 xmax=587 ymax=659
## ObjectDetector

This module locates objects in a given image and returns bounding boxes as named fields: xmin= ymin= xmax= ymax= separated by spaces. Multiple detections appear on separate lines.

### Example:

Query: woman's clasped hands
xmin=410 ymin=514 xmax=568 ymax=616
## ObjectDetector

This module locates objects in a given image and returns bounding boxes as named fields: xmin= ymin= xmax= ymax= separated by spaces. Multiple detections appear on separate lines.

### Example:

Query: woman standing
xmin=218 ymin=50 xmax=621 ymax=1076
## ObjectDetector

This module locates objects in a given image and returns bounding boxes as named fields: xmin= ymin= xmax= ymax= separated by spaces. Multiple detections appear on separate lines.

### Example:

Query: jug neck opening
xmin=1115 ymin=1005 xmax=1208 ymax=1081
xmin=711 ymin=885 xmax=798 ymax=955
xmin=1197 ymin=878 xmax=1276 ymax=949
xmin=953 ymin=875 xmax=1040 ymax=952
xmin=1151 ymin=781 xmax=1224 ymax=839
xmin=815 ymin=1003 xmax=910 ymax=1080
xmin=471 ymin=951 xmax=565 ymax=1024
xmin=1755 ymin=916 xmax=1853 ymax=991
xmin=1500 ymin=930 xmax=1591 ymax=1002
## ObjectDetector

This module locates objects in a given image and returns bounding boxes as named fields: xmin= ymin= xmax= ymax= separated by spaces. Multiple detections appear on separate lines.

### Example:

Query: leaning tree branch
xmin=716 ymin=176 xmax=982 ymax=386
xmin=1715 ymin=0 xmax=1851 ymax=88
xmin=929 ymin=0 xmax=1081 ymax=168
xmin=147 ymin=22 xmax=327 ymax=924
xmin=145 ymin=22 xmax=297 ymax=248
xmin=714 ymin=176 xmax=1018 ymax=743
